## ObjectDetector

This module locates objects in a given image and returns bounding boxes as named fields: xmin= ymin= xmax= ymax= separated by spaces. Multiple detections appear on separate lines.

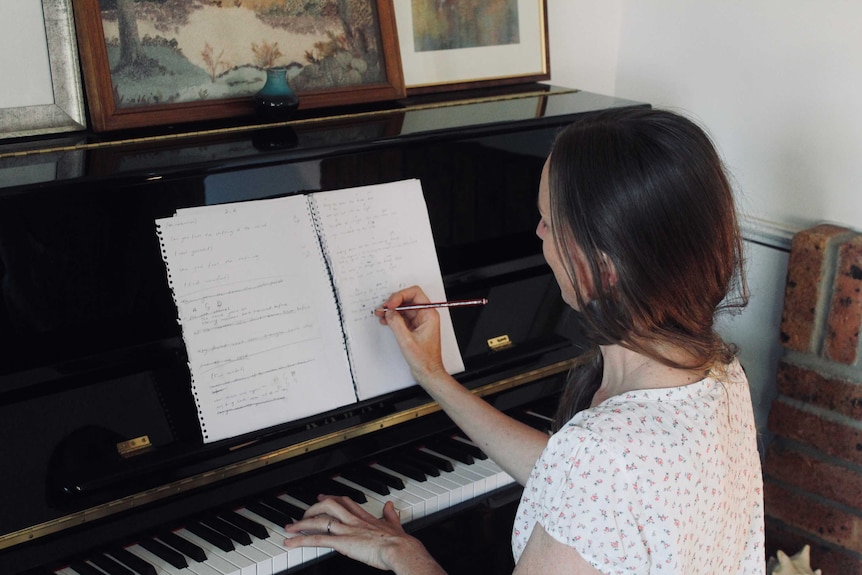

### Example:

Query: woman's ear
xmin=599 ymin=252 xmax=618 ymax=289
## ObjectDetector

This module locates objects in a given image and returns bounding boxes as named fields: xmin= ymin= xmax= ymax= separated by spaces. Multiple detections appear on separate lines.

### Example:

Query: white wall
xmin=549 ymin=0 xmax=862 ymax=232
xmin=547 ymin=0 xmax=862 ymax=439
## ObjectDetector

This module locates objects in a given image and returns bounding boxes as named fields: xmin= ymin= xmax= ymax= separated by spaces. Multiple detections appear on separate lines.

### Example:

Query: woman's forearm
xmin=416 ymin=369 xmax=549 ymax=485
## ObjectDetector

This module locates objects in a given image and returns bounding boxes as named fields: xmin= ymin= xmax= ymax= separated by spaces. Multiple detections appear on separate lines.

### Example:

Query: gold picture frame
xmin=394 ymin=0 xmax=549 ymax=95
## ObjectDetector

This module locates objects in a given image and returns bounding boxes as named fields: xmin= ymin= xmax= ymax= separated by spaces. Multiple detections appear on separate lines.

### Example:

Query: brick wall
xmin=764 ymin=224 xmax=862 ymax=573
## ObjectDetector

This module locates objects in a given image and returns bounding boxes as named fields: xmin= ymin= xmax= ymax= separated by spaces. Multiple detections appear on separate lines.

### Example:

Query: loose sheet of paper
xmin=157 ymin=195 xmax=355 ymax=443
xmin=311 ymin=180 xmax=465 ymax=399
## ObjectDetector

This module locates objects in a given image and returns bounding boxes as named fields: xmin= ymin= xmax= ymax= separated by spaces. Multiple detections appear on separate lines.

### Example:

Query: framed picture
xmin=72 ymin=0 xmax=406 ymax=132
xmin=393 ymin=0 xmax=549 ymax=95
xmin=0 ymin=0 xmax=86 ymax=140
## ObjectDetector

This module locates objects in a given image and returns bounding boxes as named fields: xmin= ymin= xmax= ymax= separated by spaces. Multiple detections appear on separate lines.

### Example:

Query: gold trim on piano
xmin=0 ymin=358 xmax=578 ymax=550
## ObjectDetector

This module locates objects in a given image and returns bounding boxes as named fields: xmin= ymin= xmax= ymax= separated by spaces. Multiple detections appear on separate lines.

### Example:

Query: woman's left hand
xmin=282 ymin=495 xmax=446 ymax=574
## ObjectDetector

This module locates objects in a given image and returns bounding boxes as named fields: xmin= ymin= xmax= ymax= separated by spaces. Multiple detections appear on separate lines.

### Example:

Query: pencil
xmin=374 ymin=298 xmax=488 ymax=313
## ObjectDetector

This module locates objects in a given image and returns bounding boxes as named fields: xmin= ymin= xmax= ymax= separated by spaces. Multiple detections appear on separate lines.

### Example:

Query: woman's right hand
xmin=375 ymin=286 xmax=447 ymax=384
xmin=377 ymin=286 xmax=550 ymax=485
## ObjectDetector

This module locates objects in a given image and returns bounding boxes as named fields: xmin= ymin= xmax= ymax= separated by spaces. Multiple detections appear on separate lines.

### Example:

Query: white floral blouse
xmin=512 ymin=360 xmax=764 ymax=574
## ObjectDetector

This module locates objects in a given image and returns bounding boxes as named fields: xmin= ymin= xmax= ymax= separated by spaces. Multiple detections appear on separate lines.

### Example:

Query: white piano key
xmin=422 ymin=448 xmax=490 ymax=495
xmin=399 ymin=478 xmax=440 ymax=515
xmin=126 ymin=544 xmax=198 ymax=575
xmin=330 ymin=477 xmax=387 ymax=517
xmin=449 ymin=453 xmax=502 ymax=490
xmin=274 ymin=493 xmax=336 ymax=561
xmin=227 ymin=538 xmax=272 ymax=575
xmin=173 ymin=529 xmax=254 ymax=575
xmin=245 ymin=533 xmax=289 ymax=574
xmin=450 ymin=436 xmax=516 ymax=487
xmin=181 ymin=558 xmax=224 ymax=575
xmin=275 ymin=493 xmax=310 ymax=516
xmin=366 ymin=467 xmax=442 ymax=515
xmin=233 ymin=507 xmax=298 ymax=572
xmin=160 ymin=531 xmax=238 ymax=575
xmin=472 ymin=458 xmax=516 ymax=489
xmin=272 ymin=494 xmax=326 ymax=563
xmin=59 ymin=566 xmax=106 ymax=575
xmin=423 ymin=471 xmax=465 ymax=505
xmin=339 ymin=477 xmax=418 ymax=523
xmin=371 ymin=463 xmax=452 ymax=510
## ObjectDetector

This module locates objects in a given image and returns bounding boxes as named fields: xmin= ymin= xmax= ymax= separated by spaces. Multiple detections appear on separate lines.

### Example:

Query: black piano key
xmin=291 ymin=478 xmax=367 ymax=505
xmin=89 ymin=553 xmax=135 ymax=575
xmin=512 ymin=409 xmax=553 ymax=432
xmin=246 ymin=500 xmax=294 ymax=527
xmin=69 ymin=561 xmax=104 ymax=575
xmin=447 ymin=435 xmax=488 ymax=459
xmin=220 ymin=509 xmax=270 ymax=540
xmin=362 ymin=464 xmax=405 ymax=490
xmin=405 ymin=448 xmax=454 ymax=473
xmin=262 ymin=495 xmax=306 ymax=521
xmin=185 ymin=521 xmax=235 ymax=552
xmin=377 ymin=455 xmax=428 ymax=481
xmin=319 ymin=477 xmax=368 ymax=503
xmin=200 ymin=515 xmax=253 ymax=546
xmin=138 ymin=538 xmax=189 ymax=569
xmin=426 ymin=438 xmax=474 ymax=464
xmin=108 ymin=548 xmax=158 ymax=575
xmin=158 ymin=530 xmax=208 ymax=562
xmin=338 ymin=468 xmax=390 ymax=495
xmin=528 ymin=397 xmax=560 ymax=420
xmin=286 ymin=482 xmax=322 ymax=506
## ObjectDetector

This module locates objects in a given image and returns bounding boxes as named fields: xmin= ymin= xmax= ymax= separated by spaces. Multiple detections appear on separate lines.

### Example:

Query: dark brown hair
xmin=549 ymin=107 xmax=748 ymax=428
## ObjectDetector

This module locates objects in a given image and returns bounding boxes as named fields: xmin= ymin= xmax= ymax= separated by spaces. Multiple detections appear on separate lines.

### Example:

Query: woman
xmin=283 ymin=108 xmax=765 ymax=574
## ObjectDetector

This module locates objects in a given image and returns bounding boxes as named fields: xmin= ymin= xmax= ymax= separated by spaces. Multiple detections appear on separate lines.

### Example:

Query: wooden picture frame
xmin=72 ymin=0 xmax=405 ymax=132
xmin=0 ymin=0 xmax=86 ymax=140
xmin=393 ymin=0 xmax=549 ymax=95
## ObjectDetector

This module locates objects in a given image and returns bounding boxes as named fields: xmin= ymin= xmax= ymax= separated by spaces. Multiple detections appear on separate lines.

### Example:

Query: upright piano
xmin=0 ymin=86 xmax=645 ymax=575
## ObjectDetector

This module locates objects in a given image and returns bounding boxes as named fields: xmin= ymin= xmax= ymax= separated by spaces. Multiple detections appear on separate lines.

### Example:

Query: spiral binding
xmin=306 ymin=194 xmax=360 ymax=402
xmin=155 ymin=219 xmax=207 ymax=441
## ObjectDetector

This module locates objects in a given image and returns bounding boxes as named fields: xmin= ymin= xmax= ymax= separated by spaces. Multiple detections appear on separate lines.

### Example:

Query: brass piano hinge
xmin=117 ymin=435 xmax=152 ymax=457
xmin=487 ymin=335 xmax=513 ymax=351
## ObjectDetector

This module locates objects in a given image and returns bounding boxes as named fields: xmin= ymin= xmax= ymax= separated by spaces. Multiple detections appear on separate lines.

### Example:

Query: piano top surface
xmin=0 ymin=86 xmax=644 ymax=192
xmin=0 ymin=86 xmax=645 ymax=570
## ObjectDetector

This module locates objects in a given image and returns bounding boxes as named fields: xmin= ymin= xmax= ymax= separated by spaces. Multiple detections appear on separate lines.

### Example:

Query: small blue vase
xmin=253 ymin=67 xmax=300 ymax=121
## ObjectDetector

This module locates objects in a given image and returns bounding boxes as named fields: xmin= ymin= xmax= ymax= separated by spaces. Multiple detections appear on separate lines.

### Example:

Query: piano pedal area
xmin=40 ymin=403 xmax=557 ymax=575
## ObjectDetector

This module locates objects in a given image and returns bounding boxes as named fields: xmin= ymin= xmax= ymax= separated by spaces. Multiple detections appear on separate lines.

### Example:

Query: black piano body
xmin=0 ymin=86 xmax=646 ymax=575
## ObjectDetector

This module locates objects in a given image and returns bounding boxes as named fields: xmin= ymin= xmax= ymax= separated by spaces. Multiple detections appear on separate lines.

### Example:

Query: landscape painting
xmin=73 ymin=0 xmax=405 ymax=131
xmin=410 ymin=0 xmax=519 ymax=52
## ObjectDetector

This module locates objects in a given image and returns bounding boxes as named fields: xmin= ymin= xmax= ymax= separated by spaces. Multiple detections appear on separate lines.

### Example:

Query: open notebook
xmin=155 ymin=179 xmax=464 ymax=443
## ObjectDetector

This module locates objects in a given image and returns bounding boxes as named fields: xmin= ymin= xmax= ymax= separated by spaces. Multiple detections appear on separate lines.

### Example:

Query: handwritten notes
xmin=312 ymin=183 xmax=463 ymax=400
xmin=156 ymin=180 xmax=464 ymax=443
xmin=157 ymin=195 xmax=354 ymax=442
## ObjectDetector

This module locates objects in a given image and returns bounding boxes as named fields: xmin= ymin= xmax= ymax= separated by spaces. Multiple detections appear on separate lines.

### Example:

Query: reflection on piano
xmin=0 ymin=86 xmax=646 ymax=575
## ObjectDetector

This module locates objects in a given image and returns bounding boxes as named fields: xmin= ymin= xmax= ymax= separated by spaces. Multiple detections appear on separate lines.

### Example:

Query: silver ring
xmin=326 ymin=519 xmax=333 ymax=535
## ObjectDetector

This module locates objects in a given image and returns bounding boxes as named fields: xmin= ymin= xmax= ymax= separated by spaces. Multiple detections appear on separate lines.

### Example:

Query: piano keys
xmin=0 ymin=86 xmax=646 ymax=575
xmin=49 ymin=407 xmax=555 ymax=575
